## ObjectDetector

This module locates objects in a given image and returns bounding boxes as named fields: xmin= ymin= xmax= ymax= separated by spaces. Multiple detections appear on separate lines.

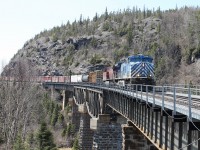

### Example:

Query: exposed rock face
xmin=3 ymin=36 xmax=94 ymax=76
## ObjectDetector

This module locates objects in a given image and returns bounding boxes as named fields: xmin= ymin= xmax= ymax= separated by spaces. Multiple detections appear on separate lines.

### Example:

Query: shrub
xmin=90 ymin=54 xmax=102 ymax=65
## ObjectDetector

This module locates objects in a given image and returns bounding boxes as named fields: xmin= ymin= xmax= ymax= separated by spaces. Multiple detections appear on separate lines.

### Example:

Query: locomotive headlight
xmin=142 ymin=63 xmax=145 ymax=67
xmin=149 ymin=74 xmax=152 ymax=77
xmin=137 ymin=74 xmax=140 ymax=77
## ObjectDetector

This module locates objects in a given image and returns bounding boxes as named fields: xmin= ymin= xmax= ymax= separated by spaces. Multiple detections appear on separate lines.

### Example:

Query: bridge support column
xmin=171 ymin=120 xmax=175 ymax=150
xmin=173 ymin=114 xmax=187 ymax=150
xmin=62 ymin=90 xmax=73 ymax=110
xmin=136 ymin=101 xmax=139 ymax=126
xmin=130 ymin=99 xmax=134 ymax=121
xmin=165 ymin=115 xmax=168 ymax=150
xmin=62 ymin=90 xmax=66 ymax=110
xmin=138 ymin=102 xmax=142 ymax=129
xmin=70 ymin=98 xmax=81 ymax=132
xmin=159 ymin=110 xmax=163 ymax=148
xmin=79 ymin=112 xmax=94 ymax=150
xmin=188 ymin=130 xmax=192 ymax=150
xmin=147 ymin=104 xmax=151 ymax=136
xmin=162 ymin=109 xmax=173 ymax=150
xmin=188 ymin=121 xmax=200 ymax=150
xmin=150 ymin=107 xmax=154 ymax=139
xmin=178 ymin=122 xmax=183 ymax=149
xmin=124 ymin=121 xmax=157 ymax=150
xmin=144 ymin=103 xmax=147 ymax=133
xmin=90 ymin=114 xmax=110 ymax=130
xmin=198 ymin=131 xmax=200 ymax=150
xmin=134 ymin=100 xmax=137 ymax=125
xmin=78 ymin=103 xmax=87 ymax=113
xmin=141 ymin=102 xmax=146 ymax=131
xmin=91 ymin=114 xmax=122 ymax=150
xmin=153 ymin=107 xmax=160 ymax=144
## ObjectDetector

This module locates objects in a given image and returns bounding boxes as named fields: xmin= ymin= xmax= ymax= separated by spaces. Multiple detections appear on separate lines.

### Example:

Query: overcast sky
xmin=0 ymin=0 xmax=199 ymax=69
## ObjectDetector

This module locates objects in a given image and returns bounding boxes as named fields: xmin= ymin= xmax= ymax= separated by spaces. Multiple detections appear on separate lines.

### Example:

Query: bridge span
xmin=43 ymin=82 xmax=200 ymax=150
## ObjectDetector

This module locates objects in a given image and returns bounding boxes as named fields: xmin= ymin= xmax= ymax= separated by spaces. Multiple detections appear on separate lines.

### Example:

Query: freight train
xmin=0 ymin=54 xmax=155 ymax=86
xmin=41 ymin=54 xmax=155 ymax=86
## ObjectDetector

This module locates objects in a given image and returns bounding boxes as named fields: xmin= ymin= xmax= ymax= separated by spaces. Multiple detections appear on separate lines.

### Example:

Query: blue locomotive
xmin=112 ymin=54 xmax=155 ymax=85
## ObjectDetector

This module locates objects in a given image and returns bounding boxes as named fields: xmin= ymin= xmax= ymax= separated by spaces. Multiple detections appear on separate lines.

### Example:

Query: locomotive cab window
xmin=128 ymin=55 xmax=153 ymax=63
xmin=129 ymin=57 xmax=141 ymax=62
xmin=142 ymin=57 xmax=153 ymax=63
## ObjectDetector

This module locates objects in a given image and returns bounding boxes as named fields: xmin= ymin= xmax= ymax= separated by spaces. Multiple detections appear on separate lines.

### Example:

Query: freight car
xmin=41 ymin=75 xmax=89 ymax=83
xmin=41 ymin=76 xmax=70 ymax=82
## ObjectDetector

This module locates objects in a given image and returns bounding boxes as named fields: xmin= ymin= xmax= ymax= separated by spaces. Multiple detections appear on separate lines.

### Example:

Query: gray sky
xmin=0 ymin=0 xmax=199 ymax=68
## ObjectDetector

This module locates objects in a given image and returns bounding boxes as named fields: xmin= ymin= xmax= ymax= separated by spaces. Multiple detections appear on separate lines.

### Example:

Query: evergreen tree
xmin=93 ymin=12 xmax=98 ymax=22
xmin=85 ymin=17 xmax=90 ymax=31
xmin=146 ymin=9 xmax=152 ymax=17
xmin=143 ymin=5 xmax=146 ymax=18
xmin=79 ymin=14 xmax=83 ymax=25
xmin=104 ymin=7 xmax=108 ymax=20
xmin=26 ymin=133 xmax=35 ymax=150
xmin=66 ymin=123 xmax=75 ymax=137
xmin=36 ymin=122 xmax=57 ymax=150
xmin=61 ymin=128 xmax=67 ymax=137
xmin=13 ymin=134 xmax=26 ymax=150
xmin=126 ymin=24 xmax=133 ymax=47
xmin=58 ymin=113 xmax=64 ymax=124
xmin=157 ymin=6 xmax=162 ymax=18
xmin=72 ymin=137 xmax=79 ymax=150
xmin=132 ymin=6 xmax=136 ymax=19
xmin=51 ymin=104 xmax=59 ymax=126
xmin=135 ymin=6 xmax=138 ymax=19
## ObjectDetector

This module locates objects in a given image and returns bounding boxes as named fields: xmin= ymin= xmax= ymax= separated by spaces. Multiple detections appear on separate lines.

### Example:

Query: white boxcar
xmin=71 ymin=75 xmax=83 ymax=82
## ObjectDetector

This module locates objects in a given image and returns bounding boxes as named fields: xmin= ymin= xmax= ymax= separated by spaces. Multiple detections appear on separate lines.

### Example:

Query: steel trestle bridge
xmin=43 ymin=82 xmax=200 ymax=150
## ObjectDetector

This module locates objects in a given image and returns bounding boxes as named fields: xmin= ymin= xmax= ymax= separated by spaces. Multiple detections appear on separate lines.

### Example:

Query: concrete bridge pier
xmin=123 ymin=120 xmax=158 ymax=150
xmin=90 ymin=114 xmax=123 ymax=150
xmin=69 ymin=98 xmax=81 ymax=133
xmin=78 ymin=105 xmax=94 ymax=150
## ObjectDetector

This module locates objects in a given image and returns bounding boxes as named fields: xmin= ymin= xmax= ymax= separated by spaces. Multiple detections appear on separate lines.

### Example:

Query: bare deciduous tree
xmin=0 ymin=59 xmax=46 ymax=150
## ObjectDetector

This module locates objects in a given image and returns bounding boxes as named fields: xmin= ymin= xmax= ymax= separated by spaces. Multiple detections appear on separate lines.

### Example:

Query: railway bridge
xmin=43 ymin=82 xmax=200 ymax=150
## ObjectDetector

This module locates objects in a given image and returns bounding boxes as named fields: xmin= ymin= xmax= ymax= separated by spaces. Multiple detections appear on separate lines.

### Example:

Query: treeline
xmin=34 ymin=6 xmax=164 ymax=41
